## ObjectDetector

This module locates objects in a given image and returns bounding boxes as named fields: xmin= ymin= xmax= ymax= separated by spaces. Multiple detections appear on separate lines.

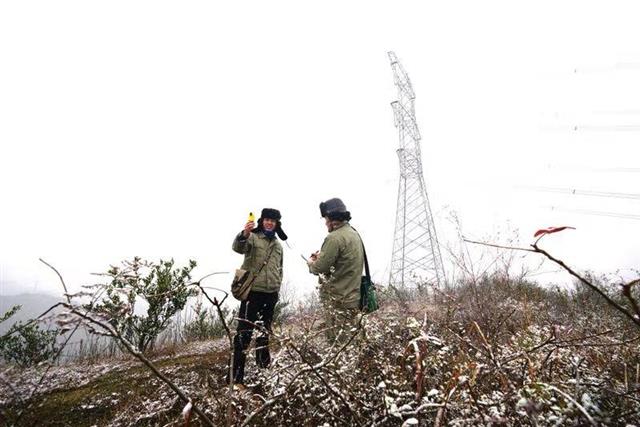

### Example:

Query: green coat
xmin=232 ymin=231 xmax=283 ymax=293
xmin=309 ymin=223 xmax=364 ymax=309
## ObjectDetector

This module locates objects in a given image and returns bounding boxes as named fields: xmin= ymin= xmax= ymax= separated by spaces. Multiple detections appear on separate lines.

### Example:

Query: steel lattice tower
xmin=388 ymin=51 xmax=445 ymax=288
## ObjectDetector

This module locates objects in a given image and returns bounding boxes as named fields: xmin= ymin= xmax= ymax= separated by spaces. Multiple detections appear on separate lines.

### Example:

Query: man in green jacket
xmin=230 ymin=208 xmax=286 ymax=386
xmin=308 ymin=198 xmax=364 ymax=342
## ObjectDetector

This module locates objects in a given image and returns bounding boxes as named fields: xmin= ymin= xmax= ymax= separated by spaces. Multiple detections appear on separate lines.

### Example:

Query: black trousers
xmin=231 ymin=290 xmax=278 ymax=384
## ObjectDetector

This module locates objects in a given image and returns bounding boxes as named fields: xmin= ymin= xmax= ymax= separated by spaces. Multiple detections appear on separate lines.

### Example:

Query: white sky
xmin=1 ymin=1 xmax=639 ymax=301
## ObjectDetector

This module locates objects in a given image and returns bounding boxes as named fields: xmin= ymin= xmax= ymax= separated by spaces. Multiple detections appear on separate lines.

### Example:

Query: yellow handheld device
xmin=248 ymin=212 xmax=255 ymax=222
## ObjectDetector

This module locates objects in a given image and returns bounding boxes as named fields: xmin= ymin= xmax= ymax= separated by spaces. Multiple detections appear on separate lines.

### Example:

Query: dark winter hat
xmin=319 ymin=198 xmax=351 ymax=221
xmin=260 ymin=208 xmax=281 ymax=221
xmin=254 ymin=208 xmax=288 ymax=240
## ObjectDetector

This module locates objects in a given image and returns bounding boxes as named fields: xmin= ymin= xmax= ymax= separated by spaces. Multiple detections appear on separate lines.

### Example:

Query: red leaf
xmin=533 ymin=226 xmax=576 ymax=238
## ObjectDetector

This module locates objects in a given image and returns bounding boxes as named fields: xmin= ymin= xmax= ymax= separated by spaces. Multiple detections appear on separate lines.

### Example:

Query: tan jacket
xmin=309 ymin=223 xmax=364 ymax=309
xmin=232 ymin=231 xmax=283 ymax=293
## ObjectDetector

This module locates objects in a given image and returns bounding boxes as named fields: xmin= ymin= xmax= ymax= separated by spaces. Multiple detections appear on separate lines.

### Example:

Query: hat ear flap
xmin=276 ymin=222 xmax=288 ymax=241
xmin=319 ymin=202 xmax=327 ymax=217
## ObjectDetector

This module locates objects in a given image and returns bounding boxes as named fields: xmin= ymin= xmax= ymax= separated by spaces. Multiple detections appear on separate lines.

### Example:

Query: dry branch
xmin=60 ymin=303 xmax=216 ymax=427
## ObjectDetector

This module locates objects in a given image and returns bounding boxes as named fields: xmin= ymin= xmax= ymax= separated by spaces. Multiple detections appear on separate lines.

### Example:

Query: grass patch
xmin=4 ymin=351 xmax=227 ymax=426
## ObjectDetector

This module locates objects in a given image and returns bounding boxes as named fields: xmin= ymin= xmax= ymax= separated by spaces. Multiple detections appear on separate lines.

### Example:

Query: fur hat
xmin=260 ymin=208 xmax=281 ymax=221
xmin=254 ymin=208 xmax=288 ymax=240
xmin=319 ymin=198 xmax=351 ymax=221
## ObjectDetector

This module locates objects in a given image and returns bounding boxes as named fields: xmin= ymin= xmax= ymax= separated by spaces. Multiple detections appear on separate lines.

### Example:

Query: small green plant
xmin=272 ymin=299 xmax=291 ymax=325
xmin=0 ymin=305 xmax=60 ymax=368
xmin=184 ymin=297 xmax=232 ymax=341
xmin=91 ymin=257 xmax=197 ymax=352
xmin=0 ymin=305 xmax=21 ymax=323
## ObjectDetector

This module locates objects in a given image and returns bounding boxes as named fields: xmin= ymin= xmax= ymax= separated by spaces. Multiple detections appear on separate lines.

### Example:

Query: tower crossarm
xmin=388 ymin=51 xmax=416 ymax=102
xmin=391 ymin=101 xmax=421 ymax=142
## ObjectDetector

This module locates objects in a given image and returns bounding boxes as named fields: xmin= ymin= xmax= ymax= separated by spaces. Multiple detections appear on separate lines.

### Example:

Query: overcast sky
xmin=1 ymin=1 xmax=639 ymax=302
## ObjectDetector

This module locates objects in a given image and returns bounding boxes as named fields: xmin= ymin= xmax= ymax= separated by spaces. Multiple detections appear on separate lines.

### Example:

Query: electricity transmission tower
xmin=388 ymin=51 xmax=445 ymax=288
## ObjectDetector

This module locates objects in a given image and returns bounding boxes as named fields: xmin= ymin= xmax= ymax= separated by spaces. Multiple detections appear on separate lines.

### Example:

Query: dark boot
xmin=230 ymin=330 xmax=252 ymax=384
xmin=255 ymin=335 xmax=271 ymax=368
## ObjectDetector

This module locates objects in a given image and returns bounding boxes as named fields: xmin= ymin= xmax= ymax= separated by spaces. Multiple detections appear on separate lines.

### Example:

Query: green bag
xmin=360 ymin=275 xmax=379 ymax=314
xmin=357 ymin=230 xmax=379 ymax=313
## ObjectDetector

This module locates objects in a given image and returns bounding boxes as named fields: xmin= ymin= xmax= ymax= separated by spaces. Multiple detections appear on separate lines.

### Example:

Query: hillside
xmin=0 ymin=293 xmax=63 ymax=334
xmin=1 ymin=277 xmax=639 ymax=426
xmin=1 ymin=340 xmax=228 ymax=426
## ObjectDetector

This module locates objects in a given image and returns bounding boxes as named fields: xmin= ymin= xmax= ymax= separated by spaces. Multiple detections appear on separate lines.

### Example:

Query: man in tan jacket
xmin=308 ymin=198 xmax=364 ymax=342
xmin=230 ymin=208 xmax=286 ymax=386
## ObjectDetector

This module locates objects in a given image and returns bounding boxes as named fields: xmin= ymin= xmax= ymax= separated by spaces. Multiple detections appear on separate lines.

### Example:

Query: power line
xmin=593 ymin=109 xmax=640 ymax=115
xmin=582 ymin=167 xmax=640 ymax=173
xmin=573 ymin=62 xmax=640 ymax=74
xmin=539 ymin=124 xmax=640 ymax=132
xmin=574 ymin=124 xmax=640 ymax=132
xmin=521 ymin=186 xmax=640 ymax=201
xmin=548 ymin=165 xmax=640 ymax=173
xmin=549 ymin=206 xmax=640 ymax=221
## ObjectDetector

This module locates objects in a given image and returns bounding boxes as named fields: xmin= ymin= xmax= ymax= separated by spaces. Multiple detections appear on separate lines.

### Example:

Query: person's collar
xmin=329 ymin=221 xmax=348 ymax=232
xmin=258 ymin=230 xmax=276 ymax=239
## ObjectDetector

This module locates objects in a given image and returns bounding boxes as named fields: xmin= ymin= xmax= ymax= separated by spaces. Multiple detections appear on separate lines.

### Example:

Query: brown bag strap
xmin=247 ymin=244 xmax=276 ymax=286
